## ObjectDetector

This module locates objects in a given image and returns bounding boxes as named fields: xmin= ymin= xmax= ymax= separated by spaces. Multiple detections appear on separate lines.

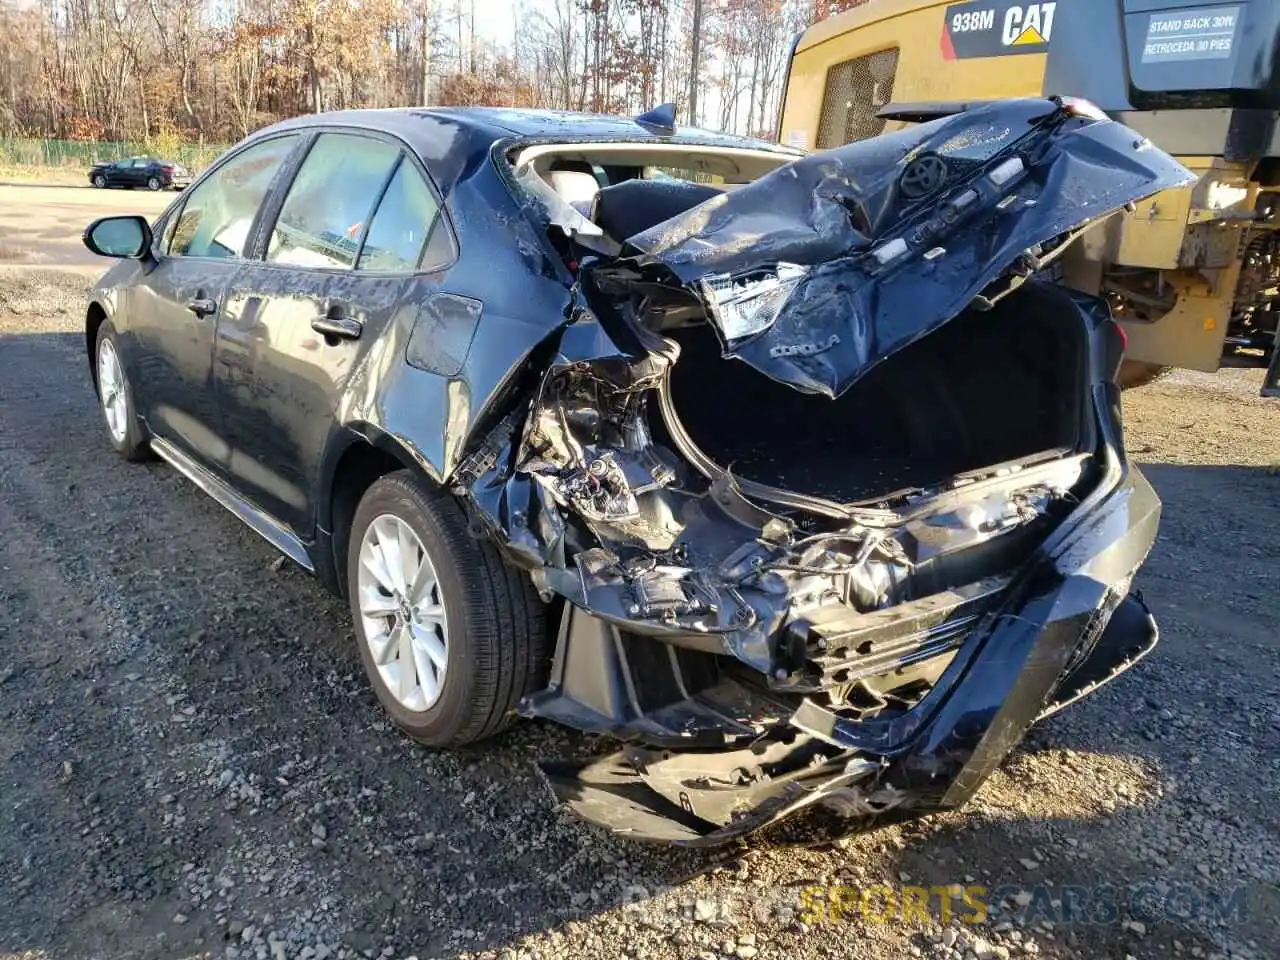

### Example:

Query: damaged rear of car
xmin=462 ymin=98 xmax=1193 ymax=843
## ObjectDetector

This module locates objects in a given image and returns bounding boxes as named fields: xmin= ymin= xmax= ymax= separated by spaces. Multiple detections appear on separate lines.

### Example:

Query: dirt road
xmin=0 ymin=254 xmax=1277 ymax=960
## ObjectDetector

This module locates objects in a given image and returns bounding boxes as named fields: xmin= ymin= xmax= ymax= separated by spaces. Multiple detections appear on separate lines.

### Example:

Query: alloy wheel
xmin=97 ymin=338 xmax=128 ymax=444
xmin=356 ymin=514 xmax=449 ymax=712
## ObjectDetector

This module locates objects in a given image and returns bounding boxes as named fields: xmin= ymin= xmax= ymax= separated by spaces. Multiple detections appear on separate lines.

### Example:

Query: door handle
xmin=187 ymin=297 xmax=217 ymax=317
xmin=311 ymin=314 xmax=362 ymax=341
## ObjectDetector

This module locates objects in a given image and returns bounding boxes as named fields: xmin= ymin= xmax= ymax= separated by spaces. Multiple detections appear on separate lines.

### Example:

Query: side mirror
xmin=83 ymin=215 xmax=153 ymax=259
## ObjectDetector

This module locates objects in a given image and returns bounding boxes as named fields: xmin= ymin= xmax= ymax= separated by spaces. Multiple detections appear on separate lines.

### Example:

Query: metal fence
xmin=0 ymin=137 xmax=227 ymax=171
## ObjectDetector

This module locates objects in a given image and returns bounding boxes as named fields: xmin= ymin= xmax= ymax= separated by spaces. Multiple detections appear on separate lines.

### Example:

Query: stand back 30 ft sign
xmin=942 ymin=0 xmax=1058 ymax=58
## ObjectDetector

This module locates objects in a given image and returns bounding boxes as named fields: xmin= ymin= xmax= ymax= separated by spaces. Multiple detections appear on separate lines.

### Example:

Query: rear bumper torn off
xmin=528 ymin=467 xmax=1161 ymax=845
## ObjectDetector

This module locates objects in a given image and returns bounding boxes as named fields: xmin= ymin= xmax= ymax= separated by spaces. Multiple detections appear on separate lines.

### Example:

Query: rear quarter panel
xmin=328 ymin=145 xmax=580 ymax=481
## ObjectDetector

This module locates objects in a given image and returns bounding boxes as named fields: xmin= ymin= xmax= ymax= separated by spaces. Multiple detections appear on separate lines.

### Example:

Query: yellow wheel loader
xmin=777 ymin=0 xmax=1280 ymax=393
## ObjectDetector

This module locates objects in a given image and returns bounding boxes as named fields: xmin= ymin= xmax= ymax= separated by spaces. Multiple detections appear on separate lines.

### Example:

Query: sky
xmin=470 ymin=0 xmax=543 ymax=49
xmin=464 ymin=0 xmax=744 ymax=131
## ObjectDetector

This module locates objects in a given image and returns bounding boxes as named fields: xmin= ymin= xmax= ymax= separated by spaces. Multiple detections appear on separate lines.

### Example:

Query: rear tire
xmin=346 ymin=471 xmax=549 ymax=747
xmin=1117 ymin=360 xmax=1171 ymax=390
xmin=147 ymin=176 xmax=162 ymax=191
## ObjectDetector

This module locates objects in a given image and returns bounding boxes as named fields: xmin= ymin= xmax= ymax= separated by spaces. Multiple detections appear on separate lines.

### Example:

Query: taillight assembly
xmin=1059 ymin=96 xmax=1108 ymax=121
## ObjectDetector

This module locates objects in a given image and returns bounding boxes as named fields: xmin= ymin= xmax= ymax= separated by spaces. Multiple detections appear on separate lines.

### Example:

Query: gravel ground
xmin=1 ymin=268 xmax=1277 ymax=960
xmin=0 ymin=183 xmax=172 ymax=271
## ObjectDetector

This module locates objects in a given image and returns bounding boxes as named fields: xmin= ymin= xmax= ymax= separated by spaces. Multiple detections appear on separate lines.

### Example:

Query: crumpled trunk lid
xmin=623 ymin=98 xmax=1195 ymax=398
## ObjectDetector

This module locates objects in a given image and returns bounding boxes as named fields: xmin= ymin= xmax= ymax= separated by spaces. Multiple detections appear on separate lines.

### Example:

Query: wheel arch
xmin=85 ymin=300 xmax=110 ymax=393
xmin=317 ymin=427 xmax=446 ymax=599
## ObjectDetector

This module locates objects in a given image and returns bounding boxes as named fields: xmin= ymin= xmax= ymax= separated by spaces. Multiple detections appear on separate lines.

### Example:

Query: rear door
xmin=126 ymin=134 xmax=302 ymax=471
xmin=213 ymin=131 xmax=454 ymax=535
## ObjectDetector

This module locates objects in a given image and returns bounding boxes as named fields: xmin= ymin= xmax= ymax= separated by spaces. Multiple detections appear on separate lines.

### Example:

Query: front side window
xmin=266 ymin=133 xmax=400 ymax=270
xmin=168 ymin=136 xmax=300 ymax=259
xmin=356 ymin=159 xmax=444 ymax=273
xmin=132 ymin=159 xmax=150 ymax=169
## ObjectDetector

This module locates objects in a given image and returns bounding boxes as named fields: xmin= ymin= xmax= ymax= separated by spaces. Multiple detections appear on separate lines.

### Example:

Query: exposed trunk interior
xmin=658 ymin=283 xmax=1092 ymax=504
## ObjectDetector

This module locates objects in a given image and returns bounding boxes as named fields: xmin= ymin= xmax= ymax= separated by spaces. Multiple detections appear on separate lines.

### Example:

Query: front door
xmin=214 ymin=132 xmax=450 ymax=535
xmin=128 ymin=258 xmax=237 ymax=465
xmin=124 ymin=158 xmax=151 ymax=187
xmin=129 ymin=134 xmax=302 ymax=473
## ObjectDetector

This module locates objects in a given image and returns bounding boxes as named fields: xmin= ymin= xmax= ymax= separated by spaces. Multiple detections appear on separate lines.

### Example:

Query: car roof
xmin=255 ymin=106 xmax=799 ymax=159
xmin=428 ymin=107 xmax=793 ymax=148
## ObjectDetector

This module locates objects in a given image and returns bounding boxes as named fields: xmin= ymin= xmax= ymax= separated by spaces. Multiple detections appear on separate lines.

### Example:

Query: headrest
xmin=548 ymin=169 xmax=601 ymax=208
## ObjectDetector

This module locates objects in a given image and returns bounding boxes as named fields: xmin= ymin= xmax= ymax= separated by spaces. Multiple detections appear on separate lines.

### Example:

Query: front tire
xmin=94 ymin=322 xmax=150 ymax=461
xmin=92 ymin=174 xmax=106 ymax=188
xmin=347 ymin=471 xmax=548 ymax=747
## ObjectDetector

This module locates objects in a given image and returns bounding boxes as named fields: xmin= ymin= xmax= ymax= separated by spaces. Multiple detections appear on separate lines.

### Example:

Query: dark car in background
xmin=88 ymin=156 xmax=191 ymax=191
xmin=79 ymin=100 xmax=1191 ymax=844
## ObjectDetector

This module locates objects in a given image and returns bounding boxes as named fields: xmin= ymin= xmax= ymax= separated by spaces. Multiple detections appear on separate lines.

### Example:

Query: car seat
xmin=591 ymin=179 xmax=722 ymax=243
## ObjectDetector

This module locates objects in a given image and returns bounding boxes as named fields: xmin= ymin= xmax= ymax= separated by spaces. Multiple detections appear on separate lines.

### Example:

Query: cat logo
xmin=1001 ymin=2 xmax=1057 ymax=46
xmin=943 ymin=0 xmax=1056 ymax=58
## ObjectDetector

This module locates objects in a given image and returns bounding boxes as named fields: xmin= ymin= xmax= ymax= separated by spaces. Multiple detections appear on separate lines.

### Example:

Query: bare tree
xmin=2 ymin=0 xmax=816 ymax=149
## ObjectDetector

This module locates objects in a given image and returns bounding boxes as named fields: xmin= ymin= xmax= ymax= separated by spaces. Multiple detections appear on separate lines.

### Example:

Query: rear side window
xmin=356 ymin=159 xmax=444 ymax=273
xmin=168 ymin=136 xmax=299 ymax=259
xmin=266 ymin=133 xmax=400 ymax=270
